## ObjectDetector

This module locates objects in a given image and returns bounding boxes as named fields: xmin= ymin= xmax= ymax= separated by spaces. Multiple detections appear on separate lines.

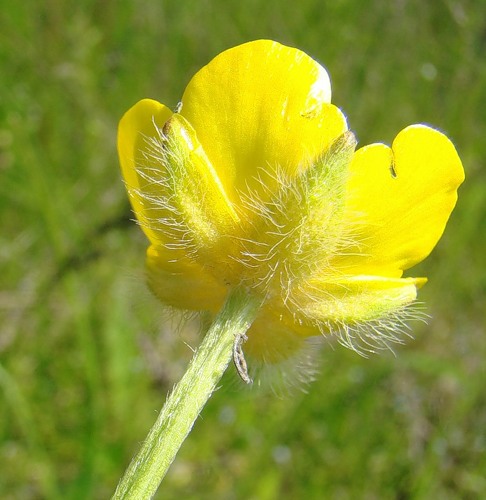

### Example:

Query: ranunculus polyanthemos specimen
xmin=118 ymin=40 xmax=464 ymax=368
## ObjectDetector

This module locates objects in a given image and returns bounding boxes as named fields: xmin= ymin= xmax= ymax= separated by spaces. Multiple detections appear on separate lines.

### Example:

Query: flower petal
xmin=146 ymin=245 xmax=227 ymax=312
xmin=245 ymin=304 xmax=310 ymax=363
xmin=180 ymin=40 xmax=347 ymax=201
xmin=336 ymin=124 xmax=464 ymax=276
xmin=117 ymin=98 xmax=173 ymax=246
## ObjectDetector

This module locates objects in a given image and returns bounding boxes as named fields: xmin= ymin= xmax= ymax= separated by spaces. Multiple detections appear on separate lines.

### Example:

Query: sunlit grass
xmin=1 ymin=0 xmax=485 ymax=498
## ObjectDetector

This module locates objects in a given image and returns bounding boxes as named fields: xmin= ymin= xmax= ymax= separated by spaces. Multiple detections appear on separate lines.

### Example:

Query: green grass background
xmin=1 ymin=0 xmax=485 ymax=498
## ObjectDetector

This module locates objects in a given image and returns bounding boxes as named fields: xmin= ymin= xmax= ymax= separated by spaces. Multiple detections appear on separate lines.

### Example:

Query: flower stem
xmin=112 ymin=287 xmax=262 ymax=500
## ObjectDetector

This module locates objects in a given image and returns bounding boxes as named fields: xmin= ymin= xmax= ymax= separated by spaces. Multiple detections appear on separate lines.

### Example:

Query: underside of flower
xmin=118 ymin=40 xmax=464 ymax=370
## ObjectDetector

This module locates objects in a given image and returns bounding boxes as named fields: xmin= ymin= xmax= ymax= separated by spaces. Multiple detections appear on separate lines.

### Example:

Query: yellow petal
xmin=180 ymin=40 xmax=347 ymax=202
xmin=245 ymin=304 xmax=310 ymax=363
xmin=336 ymin=124 xmax=464 ymax=276
xmin=117 ymin=99 xmax=173 ymax=246
xmin=146 ymin=245 xmax=227 ymax=312
xmin=297 ymin=275 xmax=426 ymax=324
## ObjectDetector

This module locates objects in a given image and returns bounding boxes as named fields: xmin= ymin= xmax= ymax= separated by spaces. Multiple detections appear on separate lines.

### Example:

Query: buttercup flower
xmin=118 ymin=40 xmax=464 ymax=369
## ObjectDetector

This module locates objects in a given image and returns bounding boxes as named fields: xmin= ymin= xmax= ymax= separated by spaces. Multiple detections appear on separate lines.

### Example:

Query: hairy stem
xmin=112 ymin=287 xmax=262 ymax=499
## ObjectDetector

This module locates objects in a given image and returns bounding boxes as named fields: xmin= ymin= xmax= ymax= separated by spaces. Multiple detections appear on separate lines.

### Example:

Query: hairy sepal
xmin=239 ymin=132 xmax=356 ymax=297
xmin=161 ymin=114 xmax=240 ymax=255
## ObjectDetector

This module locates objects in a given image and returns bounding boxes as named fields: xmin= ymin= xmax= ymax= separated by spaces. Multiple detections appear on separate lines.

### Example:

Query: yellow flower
xmin=118 ymin=40 xmax=464 ymax=365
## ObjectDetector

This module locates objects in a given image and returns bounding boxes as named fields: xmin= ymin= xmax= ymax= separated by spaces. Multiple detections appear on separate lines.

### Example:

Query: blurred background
xmin=1 ymin=0 xmax=485 ymax=498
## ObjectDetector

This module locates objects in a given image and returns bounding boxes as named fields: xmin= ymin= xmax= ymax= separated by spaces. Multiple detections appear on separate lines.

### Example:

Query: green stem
xmin=112 ymin=287 xmax=262 ymax=500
